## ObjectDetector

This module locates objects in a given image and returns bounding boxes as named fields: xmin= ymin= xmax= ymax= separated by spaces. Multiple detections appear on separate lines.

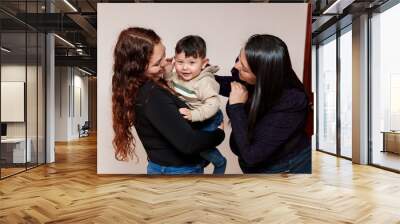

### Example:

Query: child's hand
xmin=179 ymin=108 xmax=192 ymax=121
xmin=163 ymin=57 xmax=175 ymax=75
xmin=218 ymin=120 xmax=224 ymax=130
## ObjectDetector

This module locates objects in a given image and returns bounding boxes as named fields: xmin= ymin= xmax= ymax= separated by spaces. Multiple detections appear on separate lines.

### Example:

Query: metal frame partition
xmin=0 ymin=0 xmax=47 ymax=179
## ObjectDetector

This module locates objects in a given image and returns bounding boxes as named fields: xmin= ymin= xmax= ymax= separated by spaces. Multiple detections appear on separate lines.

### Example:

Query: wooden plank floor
xmin=1 ymin=167 xmax=26 ymax=178
xmin=1 ymin=134 xmax=400 ymax=224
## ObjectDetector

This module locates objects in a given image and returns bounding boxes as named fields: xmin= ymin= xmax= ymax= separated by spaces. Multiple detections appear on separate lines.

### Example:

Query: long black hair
xmin=244 ymin=34 xmax=305 ymax=141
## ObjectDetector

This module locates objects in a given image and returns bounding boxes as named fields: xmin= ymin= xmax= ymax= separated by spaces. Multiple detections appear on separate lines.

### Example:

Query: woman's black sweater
xmin=134 ymin=81 xmax=225 ymax=167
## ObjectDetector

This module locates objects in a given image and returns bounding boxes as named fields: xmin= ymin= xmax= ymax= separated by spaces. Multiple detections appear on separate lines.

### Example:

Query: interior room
xmin=0 ymin=0 xmax=399 ymax=223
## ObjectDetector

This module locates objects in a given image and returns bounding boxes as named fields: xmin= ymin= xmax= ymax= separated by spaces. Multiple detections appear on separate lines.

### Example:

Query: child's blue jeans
xmin=199 ymin=110 xmax=227 ymax=174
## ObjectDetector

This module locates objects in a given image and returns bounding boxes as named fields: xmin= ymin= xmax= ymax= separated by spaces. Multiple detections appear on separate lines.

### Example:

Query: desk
xmin=1 ymin=138 xmax=31 ymax=163
xmin=382 ymin=131 xmax=400 ymax=154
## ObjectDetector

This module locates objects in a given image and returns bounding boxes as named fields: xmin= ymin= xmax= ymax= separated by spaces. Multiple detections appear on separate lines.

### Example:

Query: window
xmin=339 ymin=28 xmax=352 ymax=158
xmin=370 ymin=2 xmax=400 ymax=171
xmin=317 ymin=36 xmax=337 ymax=154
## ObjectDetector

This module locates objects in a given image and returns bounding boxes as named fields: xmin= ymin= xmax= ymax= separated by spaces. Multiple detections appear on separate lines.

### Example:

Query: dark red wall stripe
xmin=303 ymin=3 xmax=314 ymax=138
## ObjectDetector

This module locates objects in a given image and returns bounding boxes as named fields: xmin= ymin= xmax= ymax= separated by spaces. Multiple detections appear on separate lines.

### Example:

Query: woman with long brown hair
xmin=112 ymin=27 xmax=225 ymax=174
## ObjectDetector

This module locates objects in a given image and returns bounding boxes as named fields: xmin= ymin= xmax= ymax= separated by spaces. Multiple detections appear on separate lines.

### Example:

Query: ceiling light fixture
xmin=63 ymin=0 xmax=78 ymax=12
xmin=1 ymin=47 xmax=11 ymax=53
xmin=322 ymin=0 xmax=354 ymax=15
xmin=54 ymin=34 xmax=75 ymax=48
xmin=78 ymin=67 xmax=93 ymax=76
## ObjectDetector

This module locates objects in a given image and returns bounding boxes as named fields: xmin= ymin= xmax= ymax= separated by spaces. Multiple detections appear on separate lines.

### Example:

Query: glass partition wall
xmin=316 ymin=25 xmax=353 ymax=159
xmin=0 ymin=1 xmax=46 ymax=179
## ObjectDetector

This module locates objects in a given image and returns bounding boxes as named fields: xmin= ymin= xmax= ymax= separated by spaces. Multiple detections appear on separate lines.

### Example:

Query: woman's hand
xmin=229 ymin=81 xmax=248 ymax=105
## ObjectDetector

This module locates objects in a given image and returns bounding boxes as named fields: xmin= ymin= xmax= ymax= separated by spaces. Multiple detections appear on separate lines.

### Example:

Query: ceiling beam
xmin=67 ymin=13 xmax=97 ymax=40
xmin=55 ymin=55 xmax=96 ymax=72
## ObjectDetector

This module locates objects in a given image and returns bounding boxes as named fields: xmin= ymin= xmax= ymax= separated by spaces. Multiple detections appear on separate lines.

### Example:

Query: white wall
xmin=1 ymin=65 xmax=27 ymax=140
xmin=72 ymin=72 xmax=89 ymax=138
xmin=55 ymin=67 xmax=69 ymax=141
xmin=1 ymin=65 xmax=38 ymax=138
xmin=55 ymin=67 xmax=89 ymax=141
xmin=97 ymin=3 xmax=309 ymax=174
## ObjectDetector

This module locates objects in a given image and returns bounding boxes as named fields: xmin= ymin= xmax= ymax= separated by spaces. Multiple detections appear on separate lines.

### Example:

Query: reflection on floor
xmin=0 ymin=162 xmax=42 ymax=178
xmin=373 ymin=150 xmax=400 ymax=171
xmin=0 ymin=167 xmax=25 ymax=177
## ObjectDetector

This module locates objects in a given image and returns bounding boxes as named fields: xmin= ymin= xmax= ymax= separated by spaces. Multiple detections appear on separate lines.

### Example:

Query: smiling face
xmin=174 ymin=52 xmax=209 ymax=81
xmin=145 ymin=42 xmax=167 ymax=80
xmin=234 ymin=49 xmax=257 ymax=85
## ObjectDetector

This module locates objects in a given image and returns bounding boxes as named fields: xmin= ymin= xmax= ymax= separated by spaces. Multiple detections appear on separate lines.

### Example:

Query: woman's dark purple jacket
xmin=215 ymin=66 xmax=311 ymax=173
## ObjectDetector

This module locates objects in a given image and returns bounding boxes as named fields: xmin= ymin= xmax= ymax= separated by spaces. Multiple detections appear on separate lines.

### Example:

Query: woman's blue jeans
xmin=262 ymin=146 xmax=312 ymax=174
xmin=147 ymin=161 xmax=204 ymax=174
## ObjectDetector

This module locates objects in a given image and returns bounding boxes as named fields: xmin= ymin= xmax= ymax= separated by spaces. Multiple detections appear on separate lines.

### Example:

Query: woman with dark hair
xmin=216 ymin=34 xmax=311 ymax=173
xmin=112 ymin=27 xmax=225 ymax=174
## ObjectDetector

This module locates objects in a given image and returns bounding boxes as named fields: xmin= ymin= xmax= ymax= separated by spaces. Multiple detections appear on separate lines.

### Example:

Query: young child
xmin=164 ymin=35 xmax=227 ymax=174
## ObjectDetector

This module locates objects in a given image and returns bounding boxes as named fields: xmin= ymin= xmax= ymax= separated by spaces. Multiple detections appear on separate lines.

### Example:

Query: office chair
xmin=79 ymin=121 xmax=90 ymax=138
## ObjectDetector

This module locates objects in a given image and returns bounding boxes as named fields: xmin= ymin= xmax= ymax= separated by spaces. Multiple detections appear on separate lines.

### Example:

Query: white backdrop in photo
xmin=97 ymin=3 xmax=308 ymax=174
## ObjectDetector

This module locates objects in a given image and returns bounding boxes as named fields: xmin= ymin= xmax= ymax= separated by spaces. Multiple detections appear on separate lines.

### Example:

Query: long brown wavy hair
xmin=112 ymin=27 xmax=161 ymax=161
